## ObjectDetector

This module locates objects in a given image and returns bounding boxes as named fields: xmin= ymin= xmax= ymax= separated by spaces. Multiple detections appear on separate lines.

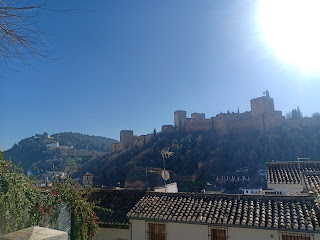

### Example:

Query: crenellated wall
xmin=250 ymin=90 xmax=275 ymax=117
xmin=172 ymin=92 xmax=286 ymax=136
xmin=185 ymin=118 xmax=213 ymax=132
xmin=112 ymin=131 xmax=154 ymax=153
xmin=113 ymin=92 xmax=317 ymax=154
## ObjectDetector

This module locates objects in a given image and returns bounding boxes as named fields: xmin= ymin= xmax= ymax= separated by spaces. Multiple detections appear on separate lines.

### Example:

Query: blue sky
xmin=1 ymin=0 xmax=320 ymax=151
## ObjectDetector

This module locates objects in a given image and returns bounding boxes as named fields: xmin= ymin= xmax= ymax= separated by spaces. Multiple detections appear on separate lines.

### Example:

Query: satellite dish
xmin=161 ymin=170 xmax=170 ymax=181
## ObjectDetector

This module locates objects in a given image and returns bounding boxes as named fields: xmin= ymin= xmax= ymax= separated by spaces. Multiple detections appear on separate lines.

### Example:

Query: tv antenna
xmin=160 ymin=147 xmax=174 ymax=182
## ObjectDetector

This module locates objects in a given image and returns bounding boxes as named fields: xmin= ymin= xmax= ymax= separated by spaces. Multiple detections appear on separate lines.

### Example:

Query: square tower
xmin=120 ymin=130 xmax=134 ymax=149
xmin=83 ymin=172 xmax=93 ymax=187
xmin=250 ymin=91 xmax=275 ymax=117
xmin=174 ymin=110 xmax=186 ymax=131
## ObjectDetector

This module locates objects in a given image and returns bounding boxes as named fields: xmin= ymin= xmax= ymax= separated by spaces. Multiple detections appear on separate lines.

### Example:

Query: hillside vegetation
xmin=83 ymin=123 xmax=320 ymax=191
xmin=3 ymin=132 xmax=117 ymax=174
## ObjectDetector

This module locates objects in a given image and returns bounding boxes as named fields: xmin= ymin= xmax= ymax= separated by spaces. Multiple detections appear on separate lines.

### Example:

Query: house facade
xmin=130 ymin=220 xmax=319 ymax=240
xmin=127 ymin=192 xmax=320 ymax=240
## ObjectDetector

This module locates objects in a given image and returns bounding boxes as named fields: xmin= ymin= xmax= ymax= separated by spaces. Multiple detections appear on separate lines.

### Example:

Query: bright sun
xmin=258 ymin=0 xmax=320 ymax=73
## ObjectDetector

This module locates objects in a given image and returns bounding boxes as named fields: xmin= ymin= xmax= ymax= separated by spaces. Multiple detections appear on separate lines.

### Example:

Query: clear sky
xmin=1 ymin=0 xmax=320 ymax=151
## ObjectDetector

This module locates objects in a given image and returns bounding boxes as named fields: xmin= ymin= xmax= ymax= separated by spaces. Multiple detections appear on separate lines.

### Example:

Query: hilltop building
xmin=171 ymin=91 xmax=284 ymax=136
xmin=112 ymin=91 xmax=320 ymax=153
xmin=46 ymin=141 xmax=59 ymax=149
xmin=112 ymin=130 xmax=153 ymax=153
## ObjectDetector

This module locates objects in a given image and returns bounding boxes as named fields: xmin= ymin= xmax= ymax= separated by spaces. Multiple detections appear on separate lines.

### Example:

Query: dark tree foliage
xmin=83 ymin=124 xmax=320 ymax=190
xmin=3 ymin=132 xmax=117 ymax=172
xmin=286 ymin=107 xmax=303 ymax=119
xmin=52 ymin=132 xmax=117 ymax=152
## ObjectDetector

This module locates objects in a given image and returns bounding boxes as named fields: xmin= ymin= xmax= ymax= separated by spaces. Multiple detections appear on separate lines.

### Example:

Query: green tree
xmin=0 ymin=150 xmax=98 ymax=239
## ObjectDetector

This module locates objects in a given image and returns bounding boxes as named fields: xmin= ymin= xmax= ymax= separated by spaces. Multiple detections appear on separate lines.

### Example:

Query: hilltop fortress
xmin=112 ymin=91 xmax=320 ymax=153
xmin=171 ymin=90 xmax=283 ymax=136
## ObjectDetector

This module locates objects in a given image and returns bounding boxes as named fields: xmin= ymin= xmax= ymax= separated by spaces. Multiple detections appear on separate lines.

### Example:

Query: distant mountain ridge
xmin=3 ymin=132 xmax=118 ymax=173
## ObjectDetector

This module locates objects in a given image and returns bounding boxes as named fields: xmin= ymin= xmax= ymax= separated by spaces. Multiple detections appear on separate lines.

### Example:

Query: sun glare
xmin=258 ymin=0 xmax=320 ymax=73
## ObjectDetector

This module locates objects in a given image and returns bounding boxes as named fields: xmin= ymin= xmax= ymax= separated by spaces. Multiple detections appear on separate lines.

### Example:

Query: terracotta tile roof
xmin=304 ymin=172 xmax=320 ymax=194
xmin=127 ymin=192 xmax=320 ymax=231
xmin=267 ymin=161 xmax=320 ymax=184
xmin=89 ymin=189 xmax=146 ymax=228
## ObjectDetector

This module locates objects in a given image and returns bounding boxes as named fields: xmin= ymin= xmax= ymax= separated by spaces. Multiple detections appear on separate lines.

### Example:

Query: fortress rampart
xmin=112 ymin=130 xmax=154 ymax=153
xmin=112 ymin=91 xmax=320 ymax=153
xmin=173 ymin=91 xmax=285 ymax=136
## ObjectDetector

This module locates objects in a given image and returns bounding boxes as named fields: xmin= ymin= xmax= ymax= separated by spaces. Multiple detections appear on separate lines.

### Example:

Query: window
xmin=148 ymin=223 xmax=165 ymax=240
xmin=282 ymin=233 xmax=311 ymax=240
xmin=211 ymin=228 xmax=227 ymax=240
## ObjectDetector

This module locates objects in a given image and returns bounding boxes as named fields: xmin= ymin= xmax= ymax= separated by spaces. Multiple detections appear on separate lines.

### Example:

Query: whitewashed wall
xmin=267 ymin=183 xmax=303 ymax=194
xmin=94 ymin=227 xmax=129 ymax=240
xmin=130 ymin=219 xmax=320 ymax=240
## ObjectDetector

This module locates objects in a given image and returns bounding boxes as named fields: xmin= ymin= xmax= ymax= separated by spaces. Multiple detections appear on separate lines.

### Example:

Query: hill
xmin=82 ymin=123 xmax=320 ymax=192
xmin=3 ymin=132 xmax=118 ymax=174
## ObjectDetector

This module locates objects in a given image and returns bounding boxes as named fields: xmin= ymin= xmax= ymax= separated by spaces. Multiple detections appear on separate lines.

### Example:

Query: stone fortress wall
xmin=112 ymin=91 xmax=320 ymax=153
xmin=171 ymin=91 xmax=285 ymax=136
xmin=112 ymin=130 xmax=154 ymax=153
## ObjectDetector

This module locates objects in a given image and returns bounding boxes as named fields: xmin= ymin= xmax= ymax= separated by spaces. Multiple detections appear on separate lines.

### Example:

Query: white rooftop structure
xmin=0 ymin=226 xmax=68 ymax=240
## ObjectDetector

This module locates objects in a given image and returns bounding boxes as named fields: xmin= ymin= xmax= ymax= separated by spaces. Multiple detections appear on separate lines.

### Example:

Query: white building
xmin=154 ymin=182 xmax=178 ymax=193
xmin=266 ymin=161 xmax=320 ymax=194
xmin=127 ymin=193 xmax=320 ymax=240
xmin=46 ymin=141 xmax=59 ymax=149
xmin=240 ymin=186 xmax=263 ymax=195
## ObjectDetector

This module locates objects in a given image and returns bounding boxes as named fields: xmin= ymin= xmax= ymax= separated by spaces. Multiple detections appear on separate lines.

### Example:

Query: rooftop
xmin=127 ymin=192 xmax=320 ymax=231
xmin=304 ymin=172 xmax=320 ymax=194
xmin=88 ymin=189 xmax=146 ymax=228
xmin=267 ymin=161 xmax=320 ymax=184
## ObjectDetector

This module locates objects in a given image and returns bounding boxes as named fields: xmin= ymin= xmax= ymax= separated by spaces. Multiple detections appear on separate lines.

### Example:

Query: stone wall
xmin=191 ymin=113 xmax=205 ymax=119
xmin=185 ymin=118 xmax=213 ymax=132
xmin=174 ymin=111 xmax=186 ymax=131
xmin=113 ymin=92 xmax=318 ymax=154
xmin=250 ymin=91 xmax=275 ymax=117
xmin=172 ymin=92 xmax=286 ymax=136
xmin=286 ymin=116 xmax=320 ymax=129
xmin=133 ymin=134 xmax=153 ymax=148
xmin=229 ymin=115 xmax=264 ymax=134
xmin=162 ymin=125 xmax=174 ymax=133
xmin=263 ymin=111 xmax=285 ymax=131
xmin=213 ymin=114 xmax=230 ymax=136
xmin=112 ymin=142 xmax=122 ymax=153
xmin=120 ymin=130 xmax=134 ymax=149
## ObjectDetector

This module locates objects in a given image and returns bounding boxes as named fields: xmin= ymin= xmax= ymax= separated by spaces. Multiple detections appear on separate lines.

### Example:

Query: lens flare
xmin=258 ymin=0 xmax=320 ymax=73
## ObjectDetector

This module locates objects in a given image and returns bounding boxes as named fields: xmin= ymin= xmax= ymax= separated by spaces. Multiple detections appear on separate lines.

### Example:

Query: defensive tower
xmin=174 ymin=110 xmax=186 ymax=131
xmin=250 ymin=90 xmax=275 ymax=117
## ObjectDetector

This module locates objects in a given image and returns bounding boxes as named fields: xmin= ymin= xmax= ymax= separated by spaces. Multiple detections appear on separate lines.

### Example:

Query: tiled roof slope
xmin=267 ymin=161 xmax=320 ymax=184
xmin=89 ymin=189 xmax=146 ymax=228
xmin=127 ymin=192 xmax=320 ymax=231
xmin=304 ymin=172 xmax=320 ymax=194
